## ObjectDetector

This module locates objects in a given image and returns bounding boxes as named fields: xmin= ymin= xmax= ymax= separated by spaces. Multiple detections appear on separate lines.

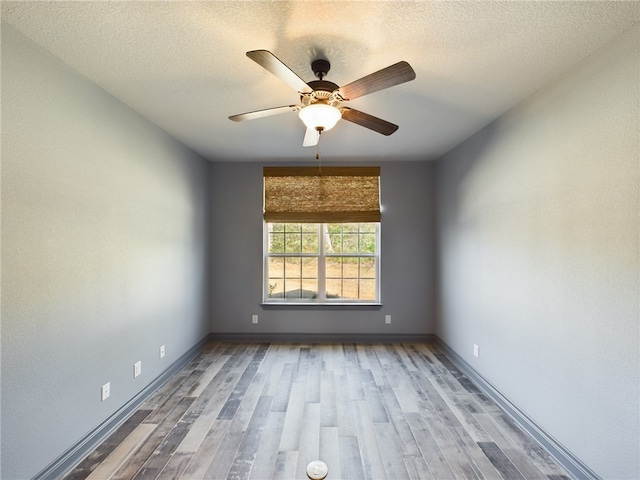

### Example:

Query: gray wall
xmin=210 ymin=160 xmax=436 ymax=336
xmin=436 ymin=25 xmax=639 ymax=480
xmin=1 ymin=25 xmax=211 ymax=479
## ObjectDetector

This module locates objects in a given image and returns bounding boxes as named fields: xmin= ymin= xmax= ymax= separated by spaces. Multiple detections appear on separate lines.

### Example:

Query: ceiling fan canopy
xmin=229 ymin=50 xmax=416 ymax=147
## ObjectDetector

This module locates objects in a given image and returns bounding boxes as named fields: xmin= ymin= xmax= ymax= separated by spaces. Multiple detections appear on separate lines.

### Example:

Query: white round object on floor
xmin=306 ymin=460 xmax=328 ymax=479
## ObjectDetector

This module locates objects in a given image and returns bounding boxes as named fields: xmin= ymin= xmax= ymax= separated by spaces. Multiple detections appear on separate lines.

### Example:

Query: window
xmin=262 ymin=166 xmax=381 ymax=304
xmin=264 ymin=222 xmax=380 ymax=304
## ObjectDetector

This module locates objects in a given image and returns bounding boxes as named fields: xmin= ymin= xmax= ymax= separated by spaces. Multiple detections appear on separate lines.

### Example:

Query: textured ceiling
xmin=2 ymin=1 xmax=638 ymax=162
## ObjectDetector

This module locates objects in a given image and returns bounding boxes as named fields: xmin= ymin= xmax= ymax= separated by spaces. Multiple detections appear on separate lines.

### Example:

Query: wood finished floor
xmin=64 ymin=342 xmax=572 ymax=480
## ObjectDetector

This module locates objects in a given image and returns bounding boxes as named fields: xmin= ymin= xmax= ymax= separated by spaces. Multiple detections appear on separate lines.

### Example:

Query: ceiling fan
xmin=229 ymin=50 xmax=416 ymax=147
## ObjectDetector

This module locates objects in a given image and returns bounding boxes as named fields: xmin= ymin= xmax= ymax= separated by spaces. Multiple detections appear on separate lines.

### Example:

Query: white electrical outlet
xmin=134 ymin=361 xmax=142 ymax=378
xmin=474 ymin=344 xmax=480 ymax=358
xmin=385 ymin=315 xmax=391 ymax=324
xmin=160 ymin=345 xmax=165 ymax=358
xmin=252 ymin=315 xmax=259 ymax=324
xmin=101 ymin=382 xmax=110 ymax=402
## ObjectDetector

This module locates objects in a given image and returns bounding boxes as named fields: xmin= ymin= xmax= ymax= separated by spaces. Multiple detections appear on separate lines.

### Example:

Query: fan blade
xmin=247 ymin=50 xmax=313 ymax=94
xmin=337 ymin=61 xmax=415 ymax=101
xmin=229 ymin=105 xmax=300 ymax=122
xmin=303 ymin=128 xmax=320 ymax=147
xmin=341 ymin=107 xmax=399 ymax=136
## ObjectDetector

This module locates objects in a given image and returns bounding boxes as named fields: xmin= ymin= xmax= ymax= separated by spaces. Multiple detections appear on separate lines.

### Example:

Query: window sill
xmin=261 ymin=302 xmax=382 ymax=307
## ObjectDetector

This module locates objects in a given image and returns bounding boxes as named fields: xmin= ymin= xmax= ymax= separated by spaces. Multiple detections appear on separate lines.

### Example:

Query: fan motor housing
xmin=307 ymin=80 xmax=339 ymax=93
xmin=302 ymin=80 xmax=340 ymax=106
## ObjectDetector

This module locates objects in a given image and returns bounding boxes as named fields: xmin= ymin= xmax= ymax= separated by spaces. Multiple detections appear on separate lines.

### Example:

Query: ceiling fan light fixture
xmin=298 ymin=104 xmax=341 ymax=132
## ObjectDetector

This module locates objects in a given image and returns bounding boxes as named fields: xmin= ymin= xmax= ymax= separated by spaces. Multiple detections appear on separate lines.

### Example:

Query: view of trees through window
xmin=266 ymin=223 xmax=379 ymax=302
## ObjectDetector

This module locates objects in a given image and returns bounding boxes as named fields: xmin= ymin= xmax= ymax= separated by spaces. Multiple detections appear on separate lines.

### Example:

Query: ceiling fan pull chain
xmin=316 ymin=130 xmax=323 ymax=168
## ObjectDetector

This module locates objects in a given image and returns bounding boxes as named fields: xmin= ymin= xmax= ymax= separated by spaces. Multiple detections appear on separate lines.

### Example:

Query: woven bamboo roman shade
xmin=263 ymin=166 xmax=381 ymax=223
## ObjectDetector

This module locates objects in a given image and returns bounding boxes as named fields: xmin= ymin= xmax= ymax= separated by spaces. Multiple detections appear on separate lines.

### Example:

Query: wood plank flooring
xmin=64 ymin=342 xmax=573 ymax=480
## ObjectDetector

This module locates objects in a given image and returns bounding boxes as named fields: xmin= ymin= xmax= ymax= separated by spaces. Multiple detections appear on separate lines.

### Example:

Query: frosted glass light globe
xmin=299 ymin=104 xmax=341 ymax=132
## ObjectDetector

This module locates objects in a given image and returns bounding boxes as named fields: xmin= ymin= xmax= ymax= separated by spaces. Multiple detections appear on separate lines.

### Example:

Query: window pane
xmin=360 ymin=258 xmax=376 ymax=278
xmin=343 ymin=234 xmax=358 ymax=253
xmin=327 ymin=224 xmax=341 ymax=234
xmin=271 ymin=223 xmax=285 ymax=232
xmin=285 ymin=258 xmax=301 ymax=278
xmin=326 ymin=257 xmax=342 ymax=279
xmin=326 ymin=279 xmax=341 ymax=299
xmin=284 ymin=279 xmax=302 ymax=298
xmin=267 ymin=278 xmax=284 ymax=298
xmin=302 ymin=233 xmax=318 ymax=253
xmin=359 ymin=279 xmax=376 ymax=300
xmin=342 ymin=279 xmax=359 ymax=300
xmin=359 ymin=234 xmax=376 ymax=253
xmin=284 ymin=232 xmax=301 ymax=253
xmin=285 ymin=224 xmax=302 ymax=232
xmin=269 ymin=233 xmax=285 ymax=253
xmin=358 ymin=223 xmax=376 ymax=233
xmin=301 ymin=223 xmax=317 ymax=232
xmin=342 ymin=258 xmax=359 ymax=278
xmin=327 ymin=232 xmax=341 ymax=253
xmin=341 ymin=224 xmax=357 ymax=233
xmin=301 ymin=257 xmax=318 ymax=277
xmin=301 ymin=278 xmax=318 ymax=299
xmin=268 ymin=257 xmax=284 ymax=278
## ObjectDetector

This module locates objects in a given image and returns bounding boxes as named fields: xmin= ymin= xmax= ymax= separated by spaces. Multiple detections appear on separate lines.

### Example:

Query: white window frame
xmin=263 ymin=222 xmax=381 ymax=305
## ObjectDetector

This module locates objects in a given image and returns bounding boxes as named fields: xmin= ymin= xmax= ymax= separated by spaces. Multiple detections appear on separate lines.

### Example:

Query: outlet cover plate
xmin=101 ymin=382 xmax=110 ymax=401
xmin=134 ymin=361 xmax=142 ymax=378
